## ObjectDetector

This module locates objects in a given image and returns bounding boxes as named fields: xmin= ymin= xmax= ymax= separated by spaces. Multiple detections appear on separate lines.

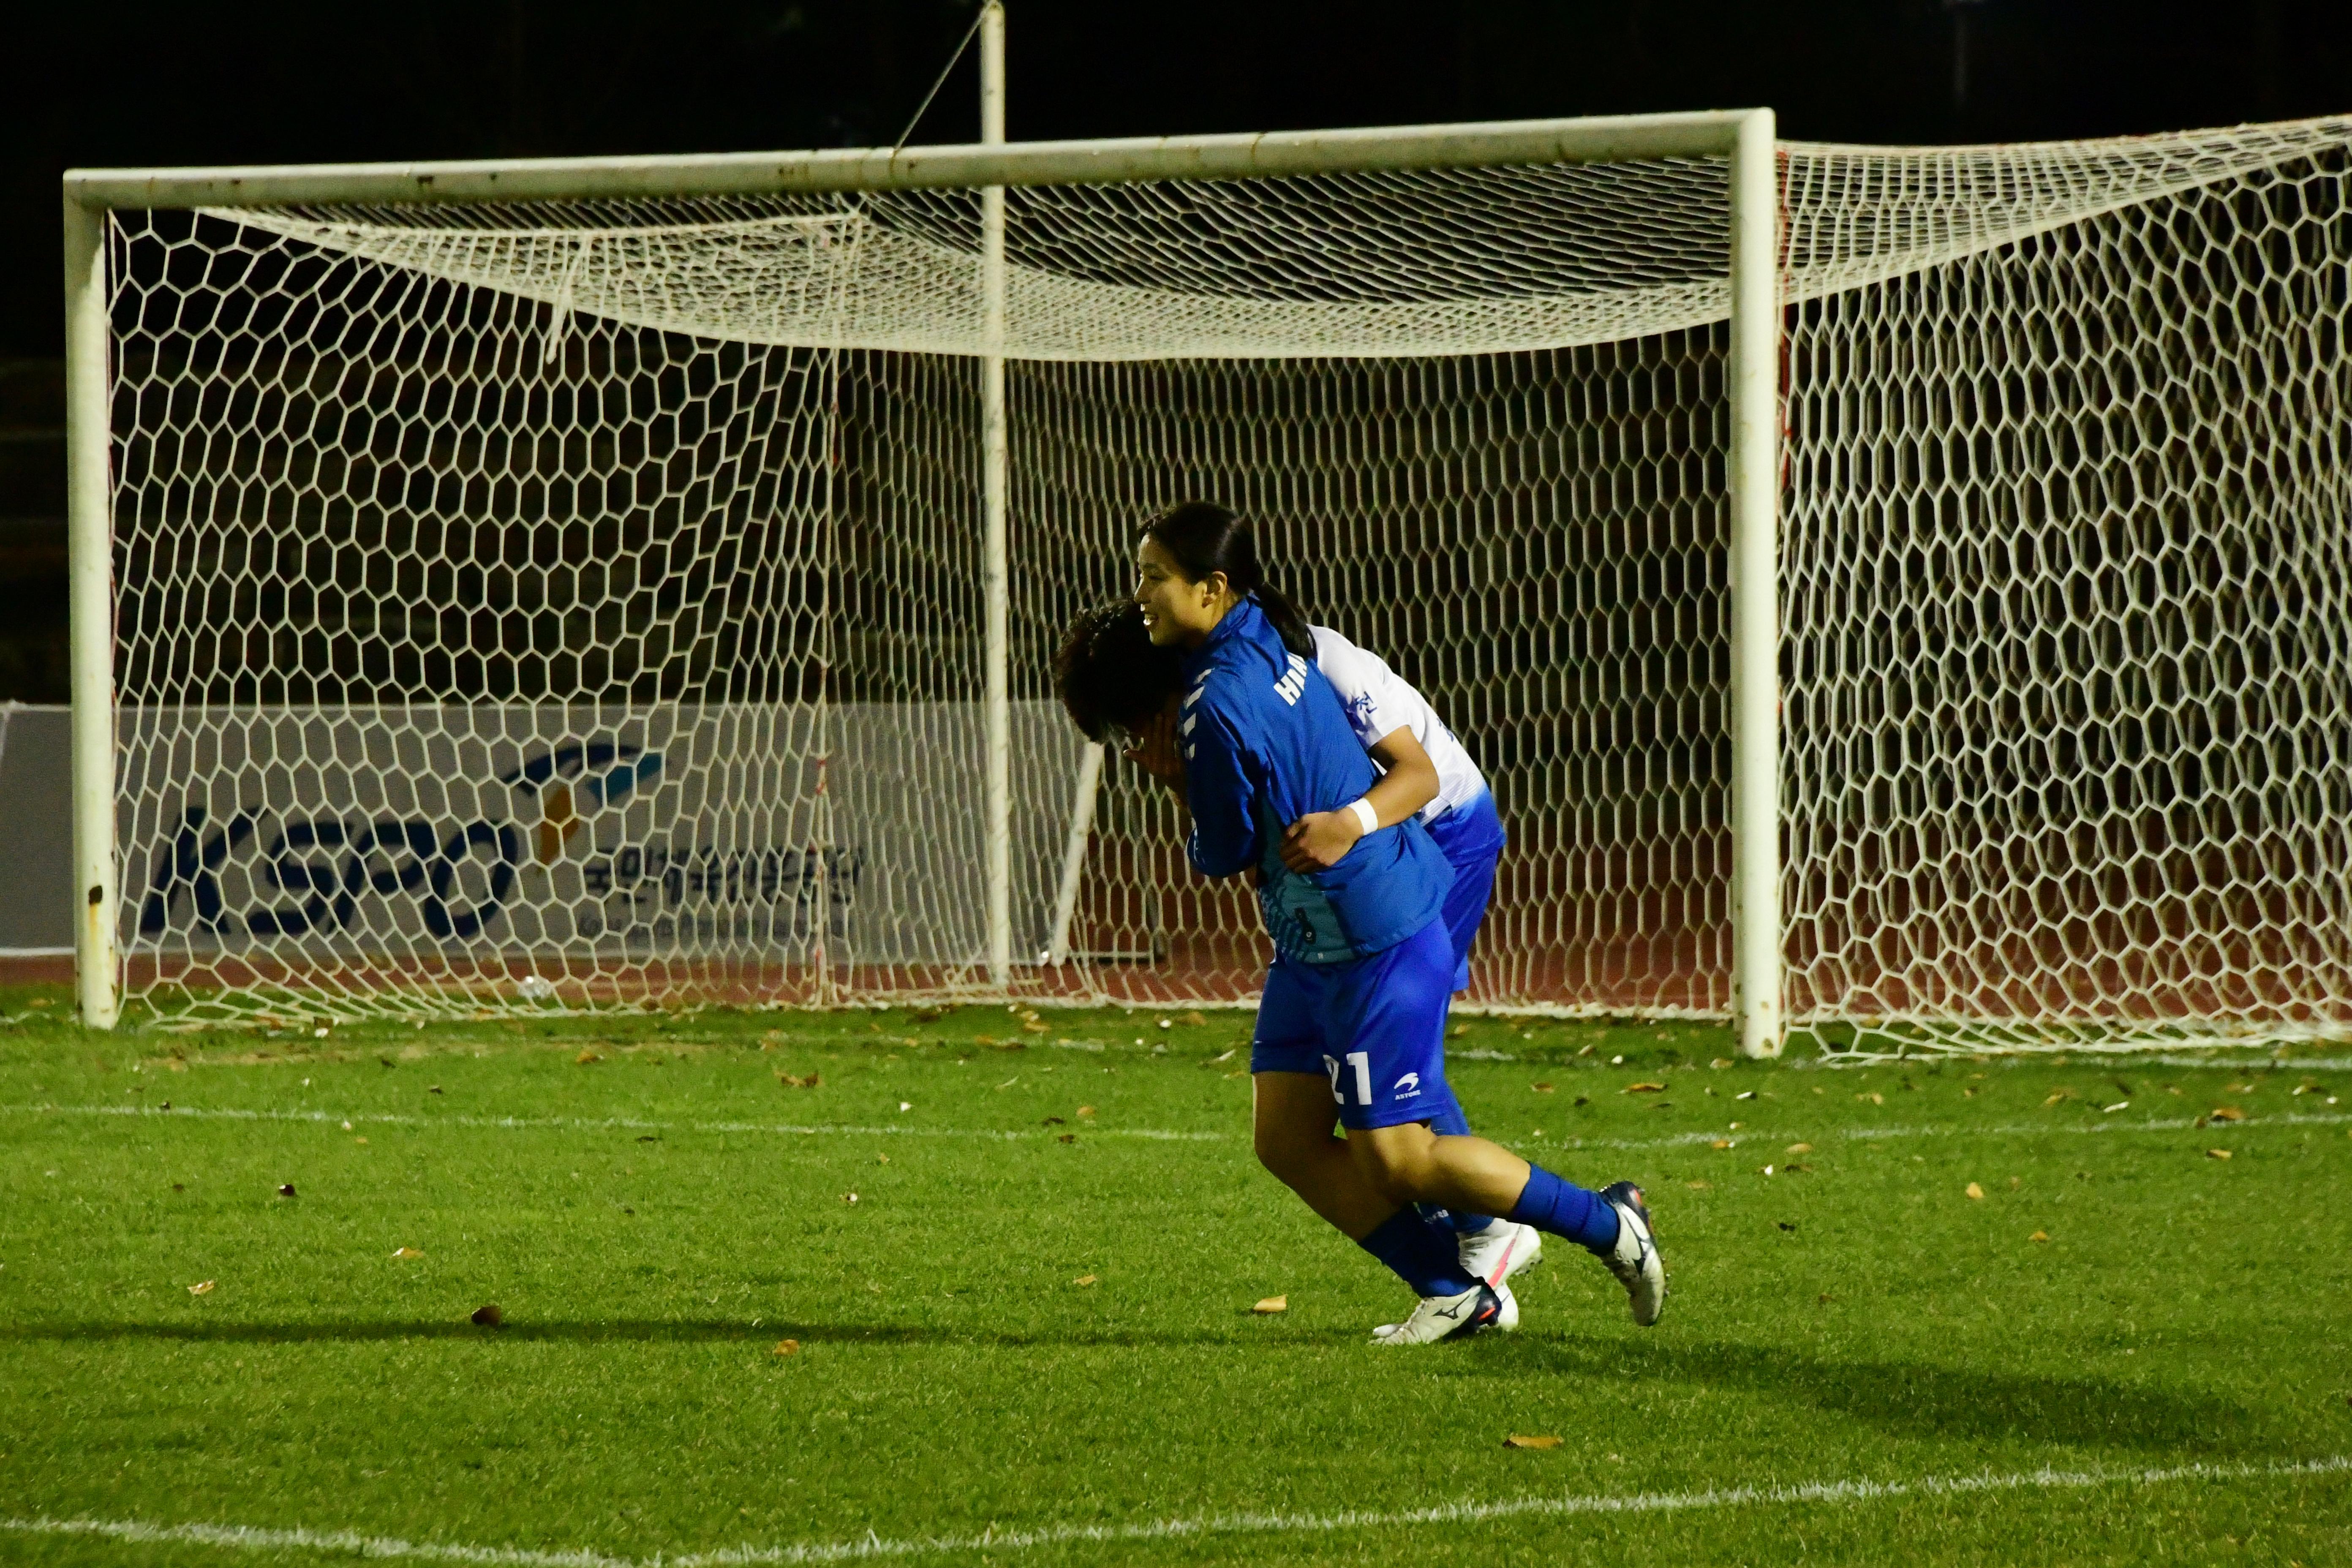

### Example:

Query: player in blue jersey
xmin=1117 ymin=501 xmax=1667 ymax=1341
xmin=1277 ymin=625 xmax=1542 ymax=1323
xmin=1056 ymin=601 xmax=1542 ymax=1320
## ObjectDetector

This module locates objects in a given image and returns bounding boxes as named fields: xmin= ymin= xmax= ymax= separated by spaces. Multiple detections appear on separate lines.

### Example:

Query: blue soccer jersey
xmin=1178 ymin=596 xmax=1452 ymax=964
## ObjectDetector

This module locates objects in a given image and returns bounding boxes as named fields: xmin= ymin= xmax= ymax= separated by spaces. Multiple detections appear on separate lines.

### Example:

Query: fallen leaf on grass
xmin=1042 ymin=1116 xmax=1065 ymax=1126
xmin=2210 ymin=1105 xmax=2246 ymax=1122
xmin=1531 ymin=1082 xmax=1555 ymax=1094
xmin=575 ymin=1050 xmax=602 ymax=1065
xmin=1072 ymin=1274 xmax=1097 ymax=1287
xmin=1503 ymin=1435 xmax=1563 ymax=1449
xmin=1858 ymin=1091 xmax=1884 ymax=1105
xmin=428 ymin=1085 xmax=443 ymax=1096
xmin=1623 ymin=1082 xmax=1666 ymax=1094
xmin=1253 ymin=1296 xmax=1288 ymax=1314
xmin=1208 ymin=1048 xmax=1236 ymax=1064
xmin=1686 ymin=1179 xmax=1712 ymax=1190
xmin=776 ymin=1072 xmax=822 ymax=1089
xmin=2207 ymin=1148 xmax=2233 ymax=1160
xmin=2042 ymin=1089 xmax=2072 ymax=1107
xmin=1711 ymin=1138 xmax=1735 ymax=1150
xmin=276 ymin=1184 xmax=297 ymax=1198
xmin=187 ymin=1280 xmax=214 ymax=1296
xmin=1965 ymin=1182 xmax=1986 ymax=1200
xmin=1057 ymin=1133 xmax=1076 ymax=1144
xmin=1022 ymin=1021 xmax=1050 ymax=1034
xmin=354 ymin=1137 xmax=368 ymax=1145
xmin=471 ymin=1304 xmax=503 ymax=1327
xmin=1785 ymin=1143 xmax=1812 ymax=1154
xmin=2030 ymin=1230 xmax=2050 ymax=1242
xmin=875 ymin=1152 xmax=890 ymax=1165
xmin=773 ymin=1338 xmax=799 ymax=1356
xmin=392 ymin=1247 xmax=423 ymax=1259
xmin=1182 ymin=1011 xmax=1209 ymax=1026
xmin=1077 ymin=1105 xmax=1097 ymax=1118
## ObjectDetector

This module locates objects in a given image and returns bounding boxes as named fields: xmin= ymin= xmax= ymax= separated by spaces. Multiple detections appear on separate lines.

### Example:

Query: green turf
xmin=2 ymin=988 xmax=2348 ymax=1566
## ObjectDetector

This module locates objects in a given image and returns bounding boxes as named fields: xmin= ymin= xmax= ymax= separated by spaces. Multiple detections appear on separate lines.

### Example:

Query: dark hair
xmin=1139 ymin=501 xmax=1316 ymax=659
xmin=1052 ymin=599 xmax=1186 ymax=743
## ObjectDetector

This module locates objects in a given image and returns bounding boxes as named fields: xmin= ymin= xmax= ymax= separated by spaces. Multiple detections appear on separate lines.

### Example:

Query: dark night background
xmin=0 ymin=0 xmax=2347 ymax=702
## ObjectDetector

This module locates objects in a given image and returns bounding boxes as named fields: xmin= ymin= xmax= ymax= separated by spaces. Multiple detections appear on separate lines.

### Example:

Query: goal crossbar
xmin=61 ymin=111 xmax=1763 ymax=210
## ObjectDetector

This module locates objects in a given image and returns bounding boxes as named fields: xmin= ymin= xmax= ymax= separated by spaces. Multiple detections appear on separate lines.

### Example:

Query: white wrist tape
xmin=1347 ymin=798 xmax=1379 ymax=836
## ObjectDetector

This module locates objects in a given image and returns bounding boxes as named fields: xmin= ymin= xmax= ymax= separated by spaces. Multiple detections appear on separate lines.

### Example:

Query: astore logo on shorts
xmin=1394 ymin=1071 xmax=1422 ymax=1100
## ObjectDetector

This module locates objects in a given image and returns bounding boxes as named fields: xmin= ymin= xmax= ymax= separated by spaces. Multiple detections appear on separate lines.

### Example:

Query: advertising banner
xmin=118 ymin=702 xmax=1089 ymax=969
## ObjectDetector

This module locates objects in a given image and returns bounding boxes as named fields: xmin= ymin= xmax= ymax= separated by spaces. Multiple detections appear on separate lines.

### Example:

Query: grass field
xmin=2 ymin=987 xmax=2349 ymax=1566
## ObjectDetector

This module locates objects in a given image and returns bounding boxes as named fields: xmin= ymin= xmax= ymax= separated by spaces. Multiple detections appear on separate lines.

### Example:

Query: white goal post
xmin=65 ymin=106 xmax=2352 ymax=1056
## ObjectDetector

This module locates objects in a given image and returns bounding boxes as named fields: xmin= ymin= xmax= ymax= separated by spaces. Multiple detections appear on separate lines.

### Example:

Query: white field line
xmin=5 ymin=1101 xmax=2349 ymax=1152
xmin=0 ymin=1103 xmax=1221 ymax=1142
xmin=1806 ymin=1053 xmax=2352 ymax=1081
xmin=4 ymin=1454 xmax=2345 ymax=1567
xmin=1549 ymin=1107 xmax=2352 ymax=1156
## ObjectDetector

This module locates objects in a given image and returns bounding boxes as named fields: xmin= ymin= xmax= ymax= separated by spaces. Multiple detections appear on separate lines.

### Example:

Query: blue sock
xmin=1356 ymin=1208 xmax=1481 ymax=1298
xmin=1509 ymin=1164 xmax=1621 ymax=1256
xmin=1423 ymin=1102 xmax=1498 ymax=1235
xmin=1416 ymin=1203 xmax=1497 ymax=1236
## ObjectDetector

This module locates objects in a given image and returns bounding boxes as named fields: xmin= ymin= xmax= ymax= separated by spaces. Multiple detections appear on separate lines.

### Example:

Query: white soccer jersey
xmin=1310 ymin=625 xmax=1488 ymax=822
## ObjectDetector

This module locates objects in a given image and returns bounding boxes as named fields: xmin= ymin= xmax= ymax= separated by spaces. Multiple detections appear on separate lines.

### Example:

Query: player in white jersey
xmin=1276 ymin=626 xmax=1538 ymax=1312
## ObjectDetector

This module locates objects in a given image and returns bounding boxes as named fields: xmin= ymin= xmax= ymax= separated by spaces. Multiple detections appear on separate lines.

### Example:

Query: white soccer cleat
xmin=1598 ymin=1180 xmax=1666 ymax=1326
xmin=1372 ymin=1280 xmax=1514 ymax=1344
xmin=1458 ymin=1220 xmax=1543 ymax=1288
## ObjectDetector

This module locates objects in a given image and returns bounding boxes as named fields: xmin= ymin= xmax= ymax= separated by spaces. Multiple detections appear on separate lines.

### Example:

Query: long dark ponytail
xmin=1139 ymin=501 xmax=1316 ymax=659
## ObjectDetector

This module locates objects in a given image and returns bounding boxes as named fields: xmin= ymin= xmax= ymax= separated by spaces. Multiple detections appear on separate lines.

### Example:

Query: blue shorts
xmin=1249 ymin=917 xmax=1459 ymax=1130
xmin=1426 ymin=791 xmax=1506 ymax=992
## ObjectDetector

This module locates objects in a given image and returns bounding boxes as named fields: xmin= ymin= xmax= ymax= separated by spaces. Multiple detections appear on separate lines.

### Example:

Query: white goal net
xmin=84 ymin=114 xmax=2352 ymax=1051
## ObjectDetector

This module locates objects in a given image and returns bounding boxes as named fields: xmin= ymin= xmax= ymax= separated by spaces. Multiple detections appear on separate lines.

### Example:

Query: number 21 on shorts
xmin=1323 ymin=1051 xmax=1373 ymax=1106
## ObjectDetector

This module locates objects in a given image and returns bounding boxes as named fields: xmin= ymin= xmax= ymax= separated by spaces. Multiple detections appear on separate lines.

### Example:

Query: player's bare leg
xmin=1252 ymin=1071 xmax=1396 ymax=1238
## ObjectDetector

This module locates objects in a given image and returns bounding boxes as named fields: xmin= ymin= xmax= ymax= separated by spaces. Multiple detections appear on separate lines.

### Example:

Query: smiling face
xmin=1134 ymin=536 xmax=1237 ymax=649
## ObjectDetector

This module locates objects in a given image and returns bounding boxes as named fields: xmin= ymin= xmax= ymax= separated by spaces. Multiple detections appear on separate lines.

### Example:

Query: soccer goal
xmin=62 ymin=108 xmax=2352 ymax=1056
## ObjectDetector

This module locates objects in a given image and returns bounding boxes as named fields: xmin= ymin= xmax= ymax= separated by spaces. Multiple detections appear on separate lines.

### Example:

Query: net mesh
xmin=99 ymin=115 xmax=2352 ymax=1048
